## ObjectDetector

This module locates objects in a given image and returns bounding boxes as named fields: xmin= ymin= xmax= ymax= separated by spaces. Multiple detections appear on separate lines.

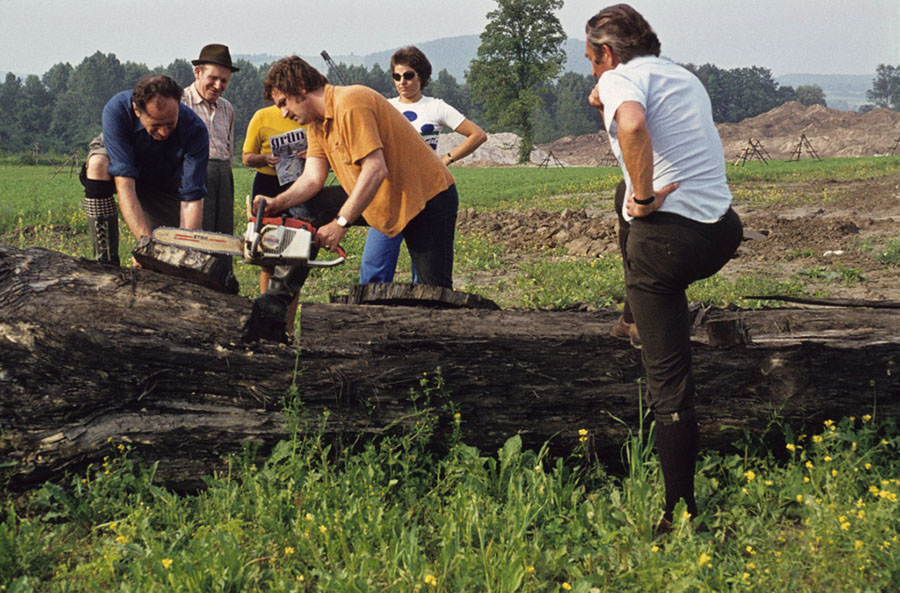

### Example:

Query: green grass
xmin=4 ymin=158 xmax=892 ymax=311
xmin=2 ymin=386 xmax=898 ymax=592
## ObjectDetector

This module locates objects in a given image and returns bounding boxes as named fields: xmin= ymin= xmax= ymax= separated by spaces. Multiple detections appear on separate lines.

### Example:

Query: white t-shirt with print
xmin=388 ymin=96 xmax=466 ymax=151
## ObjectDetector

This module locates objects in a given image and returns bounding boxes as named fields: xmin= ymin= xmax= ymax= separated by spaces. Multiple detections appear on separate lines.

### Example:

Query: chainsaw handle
xmin=307 ymin=244 xmax=346 ymax=268
xmin=249 ymin=198 xmax=267 ymax=258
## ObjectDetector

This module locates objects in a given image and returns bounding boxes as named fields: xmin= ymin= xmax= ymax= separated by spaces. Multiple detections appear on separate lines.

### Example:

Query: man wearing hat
xmin=182 ymin=44 xmax=239 ymax=255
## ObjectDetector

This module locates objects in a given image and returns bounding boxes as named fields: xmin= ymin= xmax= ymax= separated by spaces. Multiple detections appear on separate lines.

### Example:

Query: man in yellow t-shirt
xmin=245 ymin=56 xmax=458 ymax=342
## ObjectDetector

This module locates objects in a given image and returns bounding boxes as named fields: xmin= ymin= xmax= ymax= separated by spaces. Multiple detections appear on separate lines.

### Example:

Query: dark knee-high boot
xmin=82 ymin=180 xmax=120 ymax=266
xmin=655 ymin=416 xmax=699 ymax=524
xmin=243 ymin=260 xmax=313 ymax=343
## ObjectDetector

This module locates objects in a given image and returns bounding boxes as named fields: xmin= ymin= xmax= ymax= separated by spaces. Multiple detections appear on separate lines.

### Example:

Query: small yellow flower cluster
xmin=424 ymin=574 xmax=437 ymax=587
xmin=698 ymin=552 xmax=713 ymax=567
xmin=578 ymin=428 xmax=588 ymax=444
xmin=744 ymin=470 xmax=756 ymax=483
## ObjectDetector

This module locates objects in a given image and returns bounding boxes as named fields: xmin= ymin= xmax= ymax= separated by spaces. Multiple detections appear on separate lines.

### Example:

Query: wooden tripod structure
xmin=538 ymin=150 xmax=565 ymax=168
xmin=788 ymin=134 xmax=822 ymax=161
xmin=734 ymin=138 xmax=771 ymax=166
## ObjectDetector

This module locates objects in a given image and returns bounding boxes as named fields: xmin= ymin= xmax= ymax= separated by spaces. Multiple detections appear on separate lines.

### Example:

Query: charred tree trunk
xmin=1 ymin=244 xmax=898 ymax=491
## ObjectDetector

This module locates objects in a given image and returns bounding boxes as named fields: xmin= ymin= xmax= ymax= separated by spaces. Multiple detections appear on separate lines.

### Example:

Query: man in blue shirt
xmin=79 ymin=75 xmax=209 ymax=266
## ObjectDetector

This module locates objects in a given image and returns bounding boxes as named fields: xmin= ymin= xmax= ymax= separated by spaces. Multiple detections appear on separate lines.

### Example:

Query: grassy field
xmin=2 ymin=158 xmax=899 ymax=591
xmin=2 ymin=156 xmax=898 ymax=309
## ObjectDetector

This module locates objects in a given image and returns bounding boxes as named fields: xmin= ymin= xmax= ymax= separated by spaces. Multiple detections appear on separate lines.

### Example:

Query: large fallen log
xmin=1 ymin=244 xmax=898 ymax=491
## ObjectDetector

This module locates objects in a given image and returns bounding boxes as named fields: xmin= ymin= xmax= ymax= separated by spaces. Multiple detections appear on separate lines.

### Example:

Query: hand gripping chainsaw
xmin=152 ymin=198 xmax=346 ymax=268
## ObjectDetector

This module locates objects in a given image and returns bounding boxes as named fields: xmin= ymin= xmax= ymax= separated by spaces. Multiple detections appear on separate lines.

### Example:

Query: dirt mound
xmin=718 ymin=102 xmax=900 ymax=159
xmin=532 ymin=102 xmax=900 ymax=167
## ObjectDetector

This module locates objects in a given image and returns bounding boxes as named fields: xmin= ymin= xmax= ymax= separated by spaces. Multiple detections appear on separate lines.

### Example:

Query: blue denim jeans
xmin=359 ymin=228 xmax=419 ymax=284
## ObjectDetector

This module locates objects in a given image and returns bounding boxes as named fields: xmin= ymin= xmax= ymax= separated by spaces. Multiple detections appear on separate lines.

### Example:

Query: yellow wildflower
xmin=424 ymin=574 xmax=437 ymax=587
xmin=284 ymin=547 xmax=295 ymax=555
xmin=562 ymin=583 xmax=572 ymax=591
xmin=161 ymin=558 xmax=173 ymax=570
xmin=698 ymin=552 xmax=712 ymax=567
xmin=744 ymin=470 xmax=756 ymax=482
xmin=862 ymin=414 xmax=872 ymax=422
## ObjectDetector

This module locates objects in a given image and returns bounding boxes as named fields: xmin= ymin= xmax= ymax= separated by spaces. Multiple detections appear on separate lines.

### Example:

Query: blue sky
xmin=1 ymin=0 xmax=897 ymax=76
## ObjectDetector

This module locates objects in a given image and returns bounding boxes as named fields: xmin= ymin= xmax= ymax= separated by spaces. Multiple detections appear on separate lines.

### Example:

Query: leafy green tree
xmin=683 ymin=63 xmax=795 ymax=123
xmin=430 ymin=69 xmax=473 ymax=115
xmin=865 ymin=64 xmax=900 ymax=110
xmin=122 ymin=61 xmax=152 ymax=90
xmin=795 ymin=85 xmax=827 ymax=107
xmin=553 ymin=72 xmax=602 ymax=138
xmin=50 ymin=51 xmax=126 ymax=148
xmin=162 ymin=58 xmax=195 ymax=88
xmin=467 ymin=0 xmax=567 ymax=162
xmin=0 ymin=73 xmax=26 ymax=149
xmin=42 ymin=62 xmax=73 ymax=97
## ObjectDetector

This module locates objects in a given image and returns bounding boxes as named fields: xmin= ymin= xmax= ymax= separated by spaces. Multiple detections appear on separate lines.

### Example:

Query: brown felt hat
xmin=191 ymin=44 xmax=240 ymax=72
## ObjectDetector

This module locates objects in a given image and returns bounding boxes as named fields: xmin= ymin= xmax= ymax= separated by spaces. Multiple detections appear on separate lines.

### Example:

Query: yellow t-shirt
xmin=307 ymin=85 xmax=455 ymax=237
xmin=242 ymin=105 xmax=306 ymax=176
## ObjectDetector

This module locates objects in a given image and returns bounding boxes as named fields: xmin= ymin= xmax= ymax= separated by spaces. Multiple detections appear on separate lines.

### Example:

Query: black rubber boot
xmin=87 ymin=214 xmax=120 ymax=266
xmin=243 ymin=262 xmax=313 ymax=343
xmin=655 ymin=416 xmax=699 ymax=525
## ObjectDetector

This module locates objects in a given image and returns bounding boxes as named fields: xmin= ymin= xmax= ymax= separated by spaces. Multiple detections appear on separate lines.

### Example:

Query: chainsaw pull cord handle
xmin=249 ymin=198 xmax=267 ymax=258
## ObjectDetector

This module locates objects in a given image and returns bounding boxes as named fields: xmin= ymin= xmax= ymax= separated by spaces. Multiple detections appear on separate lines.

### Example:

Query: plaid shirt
xmin=182 ymin=83 xmax=234 ymax=161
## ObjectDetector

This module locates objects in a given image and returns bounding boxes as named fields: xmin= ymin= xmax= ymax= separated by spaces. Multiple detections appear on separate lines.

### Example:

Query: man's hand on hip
xmin=626 ymin=182 xmax=679 ymax=218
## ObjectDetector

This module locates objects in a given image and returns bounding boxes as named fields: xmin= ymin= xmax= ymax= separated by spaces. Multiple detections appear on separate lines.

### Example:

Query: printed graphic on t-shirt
xmin=400 ymin=111 xmax=439 ymax=150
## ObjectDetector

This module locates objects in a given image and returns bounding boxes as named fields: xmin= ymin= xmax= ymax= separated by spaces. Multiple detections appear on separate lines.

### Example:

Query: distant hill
xmin=237 ymin=35 xmax=592 ymax=80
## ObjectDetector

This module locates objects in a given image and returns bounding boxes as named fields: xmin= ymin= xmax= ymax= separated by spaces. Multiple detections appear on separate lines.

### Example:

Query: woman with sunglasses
xmin=359 ymin=46 xmax=487 ymax=285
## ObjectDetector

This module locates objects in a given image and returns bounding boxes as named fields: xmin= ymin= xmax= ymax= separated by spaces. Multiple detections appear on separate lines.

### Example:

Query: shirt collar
xmin=189 ymin=82 xmax=217 ymax=108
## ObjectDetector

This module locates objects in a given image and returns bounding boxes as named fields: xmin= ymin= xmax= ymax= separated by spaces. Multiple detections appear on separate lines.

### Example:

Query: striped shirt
xmin=182 ymin=83 xmax=234 ymax=161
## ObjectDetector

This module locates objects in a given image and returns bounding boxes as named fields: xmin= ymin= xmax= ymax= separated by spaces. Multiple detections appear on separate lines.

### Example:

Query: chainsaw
xmin=152 ymin=198 xmax=346 ymax=268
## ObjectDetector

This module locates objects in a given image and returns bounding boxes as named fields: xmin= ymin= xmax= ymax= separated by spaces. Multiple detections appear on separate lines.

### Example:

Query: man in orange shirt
xmin=246 ymin=56 xmax=459 ymax=341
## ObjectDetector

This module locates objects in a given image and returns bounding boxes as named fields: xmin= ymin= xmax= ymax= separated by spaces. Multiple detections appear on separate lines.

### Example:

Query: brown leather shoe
xmin=611 ymin=316 xmax=642 ymax=349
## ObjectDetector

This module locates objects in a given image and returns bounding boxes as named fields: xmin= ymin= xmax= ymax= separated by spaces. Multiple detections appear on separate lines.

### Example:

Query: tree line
xmin=0 ymin=48 xmax=896 ymax=159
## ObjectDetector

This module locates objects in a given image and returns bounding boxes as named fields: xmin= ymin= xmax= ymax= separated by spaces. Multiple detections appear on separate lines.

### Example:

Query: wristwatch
xmin=336 ymin=215 xmax=349 ymax=228
xmin=633 ymin=195 xmax=655 ymax=205
xmin=445 ymin=153 xmax=455 ymax=163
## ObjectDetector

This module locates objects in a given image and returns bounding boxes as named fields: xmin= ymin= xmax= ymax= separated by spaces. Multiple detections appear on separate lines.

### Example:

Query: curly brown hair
xmin=263 ymin=56 xmax=328 ymax=101
xmin=586 ymin=4 xmax=661 ymax=65
xmin=390 ymin=46 xmax=432 ymax=89
xmin=132 ymin=75 xmax=183 ymax=112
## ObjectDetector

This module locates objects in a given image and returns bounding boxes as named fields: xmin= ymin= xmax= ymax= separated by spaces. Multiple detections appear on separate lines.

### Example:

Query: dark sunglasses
xmin=392 ymin=71 xmax=416 ymax=81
